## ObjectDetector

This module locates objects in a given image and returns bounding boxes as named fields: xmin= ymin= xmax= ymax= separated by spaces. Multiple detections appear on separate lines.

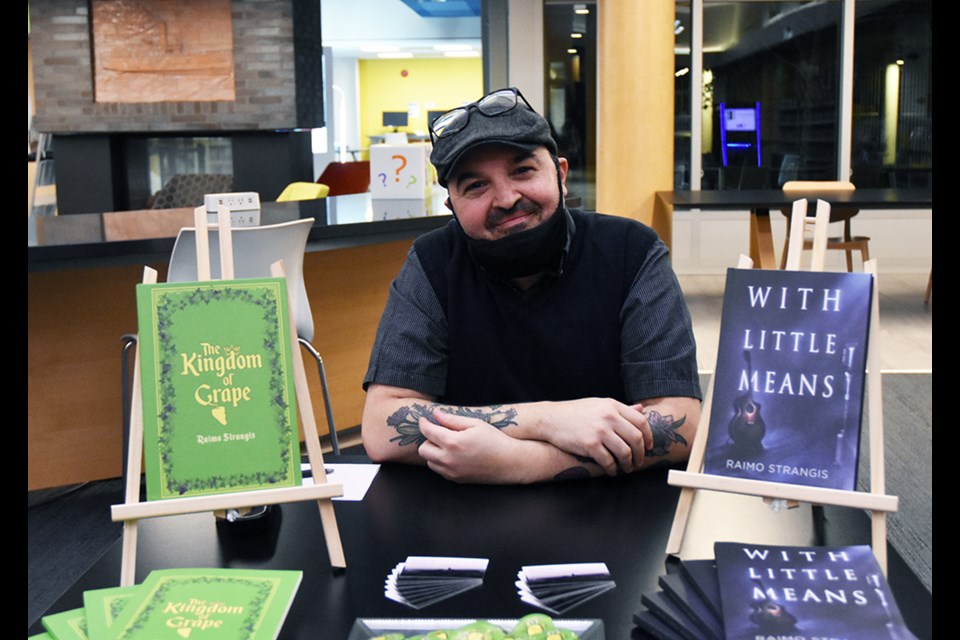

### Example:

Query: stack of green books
xmin=34 ymin=568 xmax=302 ymax=640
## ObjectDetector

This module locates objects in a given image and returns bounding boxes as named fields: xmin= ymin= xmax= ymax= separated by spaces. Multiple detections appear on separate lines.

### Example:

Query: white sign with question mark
xmin=369 ymin=143 xmax=432 ymax=199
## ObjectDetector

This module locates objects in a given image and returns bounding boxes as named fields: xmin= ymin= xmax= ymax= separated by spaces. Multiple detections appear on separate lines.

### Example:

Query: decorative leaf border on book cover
xmin=83 ymin=584 xmax=140 ymax=640
xmin=41 ymin=607 xmax=88 ymax=640
xmin=147 ymin=282 xmax=299 ymax=498
xmin=113 ymin=573 xmax=297 ymax=640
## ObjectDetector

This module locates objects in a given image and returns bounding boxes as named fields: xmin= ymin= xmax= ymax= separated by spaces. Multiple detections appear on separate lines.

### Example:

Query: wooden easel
xmin=666 ymin=198 xmax=899 ymax=573
xmin=111 ymin=205 xmax=346 ymax=586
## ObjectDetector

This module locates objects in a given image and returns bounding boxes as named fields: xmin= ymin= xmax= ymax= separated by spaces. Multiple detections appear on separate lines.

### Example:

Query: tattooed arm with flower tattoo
xmin=361 ymin=384 xmax=700 ymax=484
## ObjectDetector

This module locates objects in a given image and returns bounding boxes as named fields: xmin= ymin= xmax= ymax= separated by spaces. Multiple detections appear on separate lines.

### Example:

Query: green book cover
xmin=29 ymin=634 xmax=55 ymax=639
xmin=83 ymin=585 xmax=140 ymax=640
xmin=41 ymin=608 xmax=88 ymax=640
xmin=136 ymin=278 xmax=302 ymax=501
xmin=107 ymin=568 xmax=303 ymax=640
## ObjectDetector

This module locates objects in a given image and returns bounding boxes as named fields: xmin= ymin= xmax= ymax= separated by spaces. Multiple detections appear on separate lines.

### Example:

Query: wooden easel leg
xmin=665 ymin=487 xmax=696 ymax=556
xmin=666 ymin=361 xmax=723 ymax=557
xmin=270 ymin=259 xmax=347 ymax=570
xmin=117 ymin=266 xmax=156 ymax=586
xmin=871 ymin=511 xmax=888 ymax=575
xmin=317 ymin=500 xmax=346 ymax=569
xmin=120 ymin=521 xmax=139 ymax=586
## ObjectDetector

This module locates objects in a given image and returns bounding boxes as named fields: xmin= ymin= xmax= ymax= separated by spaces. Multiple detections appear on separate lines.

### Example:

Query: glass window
xmin=675 ymin=2 xmax=692 ymax=190
xmin=851 ymin=0 xmax=931 ymax=188
xmin=700 ymin=1 xmax=842 ymax=190
xmin=676 ymin=0 xmax=931 ymax=192
xmin=544 ymin=1 xmax=597 ymax=210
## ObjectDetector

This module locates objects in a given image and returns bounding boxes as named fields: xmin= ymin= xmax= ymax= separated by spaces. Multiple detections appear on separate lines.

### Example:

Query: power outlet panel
xmin=204 ymin=192 xmax=261 ymax=227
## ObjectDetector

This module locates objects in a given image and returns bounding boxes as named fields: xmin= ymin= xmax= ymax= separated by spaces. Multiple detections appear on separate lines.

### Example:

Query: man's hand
xmin=418 ymin=409 xmax=535 ymax=484
xmin=520 ymin=398 xmax=653 ymax=476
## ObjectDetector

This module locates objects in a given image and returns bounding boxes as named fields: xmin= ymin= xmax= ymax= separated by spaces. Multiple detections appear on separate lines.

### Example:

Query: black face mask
xmin=456 ymin=202 xmax=569 ymax=280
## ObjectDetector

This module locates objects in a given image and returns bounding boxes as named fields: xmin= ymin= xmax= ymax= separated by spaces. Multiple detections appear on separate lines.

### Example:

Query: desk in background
xmin=654 ymin=188 xmax=933 ymax=269
xmin=368 ymin=133 xmax=432 ymax=145
xmin=27 ymin=458 xmax=932 ymax=639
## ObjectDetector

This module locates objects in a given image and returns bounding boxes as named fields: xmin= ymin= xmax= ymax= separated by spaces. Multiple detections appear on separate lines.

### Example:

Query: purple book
xmin=714 ymin=542 xmax=917 ymax=640
xmin=702 ymin=268 xmax=873 ymax=491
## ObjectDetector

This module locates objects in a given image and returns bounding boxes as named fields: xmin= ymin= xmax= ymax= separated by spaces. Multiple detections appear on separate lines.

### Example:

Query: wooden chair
xmin=779 ymin=180 xmax=870 ymax=272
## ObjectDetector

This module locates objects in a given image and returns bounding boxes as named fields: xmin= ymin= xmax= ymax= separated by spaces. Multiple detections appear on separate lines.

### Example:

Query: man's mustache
xmin=485 ymin=199 xmax=541 ymax=230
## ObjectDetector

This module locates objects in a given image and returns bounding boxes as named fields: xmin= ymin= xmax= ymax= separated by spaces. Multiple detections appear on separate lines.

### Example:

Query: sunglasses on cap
xmin=429 ymin=87 xmax=534 ymax=144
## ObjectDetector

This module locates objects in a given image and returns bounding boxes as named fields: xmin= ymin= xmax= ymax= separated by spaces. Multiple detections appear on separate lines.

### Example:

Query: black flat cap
xmin=430 ymin=98 xmax=558 ymax=188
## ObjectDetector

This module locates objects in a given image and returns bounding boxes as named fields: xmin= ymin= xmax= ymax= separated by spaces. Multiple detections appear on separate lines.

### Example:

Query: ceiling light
xmin=378 ymin=52 xmax=413 ymax=59
xmin=574 ymin=4 xmax=589 ymax=14
xmin=674 ymin=19 xmax=684 ymax=35
xmin=570 ymin=32 xmax=583 ymax=39
xmin=362 ymin=45 xmax=400 ymax=53
xmin=444 ymin=50 xmax=480 ymax=58
xmin=675 ymin=67 xmax=689 ymax=77
xmin=567 ymin=48 xmax=578 ymax=54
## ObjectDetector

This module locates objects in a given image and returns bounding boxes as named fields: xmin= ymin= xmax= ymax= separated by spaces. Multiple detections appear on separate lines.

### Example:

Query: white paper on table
xmin=301 ymin=463 xmax=380 ymax=501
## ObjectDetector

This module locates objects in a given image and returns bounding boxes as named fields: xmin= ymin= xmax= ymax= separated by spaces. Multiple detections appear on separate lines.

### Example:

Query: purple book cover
xmin=702 ymin=268 xmax=873 ymax=491
xmin=714 ymin=543 xmax=916 ymax=640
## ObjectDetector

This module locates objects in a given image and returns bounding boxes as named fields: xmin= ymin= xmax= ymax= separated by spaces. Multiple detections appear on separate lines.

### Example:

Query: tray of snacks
xmin=347 ymin=614 xmax=604 ymax=639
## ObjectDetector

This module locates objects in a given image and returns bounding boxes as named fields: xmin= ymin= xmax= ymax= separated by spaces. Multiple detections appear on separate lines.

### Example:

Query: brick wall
xmin=30 ymin=0 xmax=313 ymax=133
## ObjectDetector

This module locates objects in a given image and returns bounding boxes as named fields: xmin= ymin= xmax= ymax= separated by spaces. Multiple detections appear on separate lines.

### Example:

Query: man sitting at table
xmin=360 ymin=87 xmax=702 ymax=484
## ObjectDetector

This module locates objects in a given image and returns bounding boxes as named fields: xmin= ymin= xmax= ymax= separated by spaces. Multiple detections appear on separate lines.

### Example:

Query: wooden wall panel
xmin=28 ymin=263 xmax=162 ymax=489
xmin=300 ymin=241 xmax=411 ymax=443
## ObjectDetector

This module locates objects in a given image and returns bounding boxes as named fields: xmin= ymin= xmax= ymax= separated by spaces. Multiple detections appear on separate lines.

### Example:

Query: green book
xmin=41 ymin=607 xmax=88 ymax=640
xmin=136 ymin=278 xmax=303 ymax=501
xmin=107 ymin=568 xmax=303 ymax=640
xmin=28 ymin=634 xmax=55 ymax=640
xmin=83 ymin=585 xmax=140 ymax=640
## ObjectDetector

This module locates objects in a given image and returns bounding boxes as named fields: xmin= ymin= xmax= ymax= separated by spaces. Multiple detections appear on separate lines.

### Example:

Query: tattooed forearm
xmin=553 ymin=454 xmax=609 ymax=481
xmin=645 ymin=410 xmax=688 ymax=457
xmin=385 ymin=403 xmax=519 ymax=447
xmin=554 ymin=466 xmax=592 ymax=480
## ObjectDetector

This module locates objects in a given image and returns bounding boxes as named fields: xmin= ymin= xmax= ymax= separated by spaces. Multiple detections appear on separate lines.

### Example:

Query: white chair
xmin=779 ymin=180 xmax=870 ymax=272
xmin=121 ymin=218 xmax=339 ymax=465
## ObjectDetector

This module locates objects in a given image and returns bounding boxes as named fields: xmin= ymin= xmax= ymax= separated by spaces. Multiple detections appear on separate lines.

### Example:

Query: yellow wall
xmin=358 ymin=58 xmax=483 ymax=143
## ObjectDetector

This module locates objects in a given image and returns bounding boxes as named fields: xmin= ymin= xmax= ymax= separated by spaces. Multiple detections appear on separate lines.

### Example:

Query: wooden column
xmin=596 ymin=0 xmax=675 ymax=250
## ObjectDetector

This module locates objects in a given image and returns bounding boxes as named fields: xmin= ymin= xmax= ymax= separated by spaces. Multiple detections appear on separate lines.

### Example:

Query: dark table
xmin=654 ymin=188 xmax=933 ymax=269
xmin=27 ymin=457 xmax=932 ymax=639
